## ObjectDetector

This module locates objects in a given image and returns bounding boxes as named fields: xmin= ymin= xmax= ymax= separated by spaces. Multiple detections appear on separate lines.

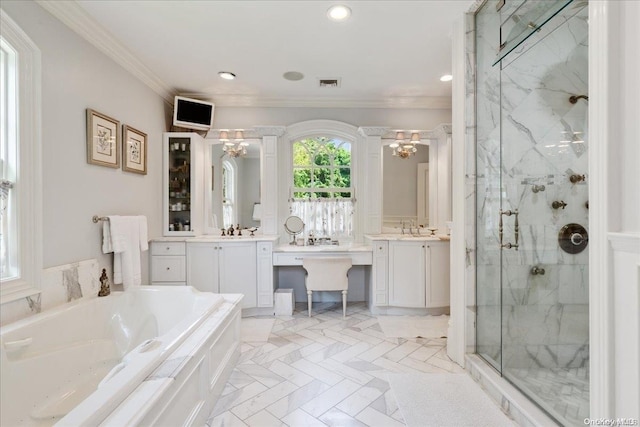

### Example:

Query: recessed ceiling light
xmin=218 ymin=71 xmax=236 ymax=80
xmin=440 ymin=74 xmax=453 ymax=82
xmin=283 ymin=71 xmax=305 ymax=81
xmin=327 ymin=5 xmax=351 ymax=21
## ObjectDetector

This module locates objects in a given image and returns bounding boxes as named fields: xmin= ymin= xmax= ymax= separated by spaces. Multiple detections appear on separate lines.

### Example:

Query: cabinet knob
xmin=379 ymin=246 xmax=382 ymax=250
xmin=166 ymin=267 xmax=170 ymax=270
xmin=165 ymin=247 xmax=170 ymax=251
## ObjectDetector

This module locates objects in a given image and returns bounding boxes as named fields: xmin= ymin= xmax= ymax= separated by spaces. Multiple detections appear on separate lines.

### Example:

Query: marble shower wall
xmin=474 ymin=0 xmax=589 ymax=370
xmin=0 ymin=259 xmax=100 ymax=326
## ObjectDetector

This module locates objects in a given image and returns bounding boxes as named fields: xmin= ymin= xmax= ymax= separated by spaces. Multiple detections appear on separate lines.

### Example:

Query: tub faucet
xmin=98 ymin=268 xmax=111 ymax=297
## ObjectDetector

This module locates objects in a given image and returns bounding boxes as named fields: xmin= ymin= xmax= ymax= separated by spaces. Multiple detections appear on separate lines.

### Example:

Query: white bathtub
xmin=0 ymin=286 xmax=242 ymax=426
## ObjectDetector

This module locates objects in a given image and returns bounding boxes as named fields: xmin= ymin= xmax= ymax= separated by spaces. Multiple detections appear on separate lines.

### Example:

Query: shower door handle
xmin=499 ymin=209 xmax=519 ymax=250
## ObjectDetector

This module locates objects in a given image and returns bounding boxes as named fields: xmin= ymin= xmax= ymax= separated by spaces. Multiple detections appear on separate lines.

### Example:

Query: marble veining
xmin=0 ymin=259 xmax=100 ymax=326
xmin=63 ymin=266 xmax=83 ymax=301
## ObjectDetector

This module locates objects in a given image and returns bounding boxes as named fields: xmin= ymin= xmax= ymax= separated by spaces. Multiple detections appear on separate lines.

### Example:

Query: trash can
xmin=274 ymin=288 xmax=295 ymax=316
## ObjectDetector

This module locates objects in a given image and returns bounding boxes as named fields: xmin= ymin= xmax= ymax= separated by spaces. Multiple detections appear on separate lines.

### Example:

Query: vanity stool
xmin=302 ymin=257 xmax=352 ymax=318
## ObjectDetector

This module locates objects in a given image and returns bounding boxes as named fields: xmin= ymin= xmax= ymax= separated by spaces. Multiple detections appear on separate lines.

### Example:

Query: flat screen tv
xmin=173 ymin=96 xmax=215 ymax=131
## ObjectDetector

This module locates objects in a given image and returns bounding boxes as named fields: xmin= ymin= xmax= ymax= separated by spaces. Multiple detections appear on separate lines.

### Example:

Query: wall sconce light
xmin=390 ymin=131 xmax=420 ymax=158
xmin=220 ymin=130 xmax=249 ymax=157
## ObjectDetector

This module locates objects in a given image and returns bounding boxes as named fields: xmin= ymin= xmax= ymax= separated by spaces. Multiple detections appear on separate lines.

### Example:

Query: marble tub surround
xmin=103 ymin=294 xmax=242 ymax=427
xmin=0 ymin=259 xmax=100 ymax=326
xmin=1 ymin=286 xmax=238 ymax=426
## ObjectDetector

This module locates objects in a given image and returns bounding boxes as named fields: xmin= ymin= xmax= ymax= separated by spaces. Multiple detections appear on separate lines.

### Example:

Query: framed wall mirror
xmin=204 ymin=140 xmax=262 ymax=234
xmin=381 ymin=140 xmax=430 ymax=230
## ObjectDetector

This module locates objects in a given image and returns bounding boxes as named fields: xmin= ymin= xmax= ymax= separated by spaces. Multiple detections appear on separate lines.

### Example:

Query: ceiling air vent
xmin=318 ymin=78 xmax=341 ymax=88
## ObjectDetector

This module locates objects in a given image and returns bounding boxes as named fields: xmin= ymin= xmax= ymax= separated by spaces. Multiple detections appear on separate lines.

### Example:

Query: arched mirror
xmin=204 ymin=140 xmax=261 ymax=234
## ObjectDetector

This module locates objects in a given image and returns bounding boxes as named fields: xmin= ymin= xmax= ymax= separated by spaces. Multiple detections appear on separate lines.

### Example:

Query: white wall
xmin=1 ymin=1 xmax=169 ymax=285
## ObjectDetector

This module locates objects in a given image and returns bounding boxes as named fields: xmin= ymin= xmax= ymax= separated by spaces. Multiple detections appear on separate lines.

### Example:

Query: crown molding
xmin=358 ymin=127 xmax=390 ymax=137
xmin=252 ymin=126 xmax=287 ymax=137
xmin=212 ymin=95 xmax=452 ymax=110
xmin=36 ymin=0 xmax=175 ymax=103
xmin=432 ymin=123 xmax=453 ymax=138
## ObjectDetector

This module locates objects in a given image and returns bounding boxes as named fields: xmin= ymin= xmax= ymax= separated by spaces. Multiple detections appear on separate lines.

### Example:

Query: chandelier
xmin=389 ymin=131 xmax=420 ymax=158
xmin=220 ymin=130 xmax=248 ymax=157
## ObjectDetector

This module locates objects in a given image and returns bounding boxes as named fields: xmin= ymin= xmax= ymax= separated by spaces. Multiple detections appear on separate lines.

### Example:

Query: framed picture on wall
xmin=86 ymin=109 xmax=120 ymax=168
xmin=122 ymin=125 xmax=147 ymax=175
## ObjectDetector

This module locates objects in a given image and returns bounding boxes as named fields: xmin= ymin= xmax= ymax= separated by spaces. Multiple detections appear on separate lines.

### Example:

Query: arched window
xmin=221 ymin=159 xmax=236 ymax=228
xmin=291 ymin=136 xmax=354 ymax=238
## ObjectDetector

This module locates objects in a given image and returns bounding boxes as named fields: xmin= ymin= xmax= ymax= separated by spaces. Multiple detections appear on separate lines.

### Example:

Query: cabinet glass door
xmin=167 ymin=136 xmax=193 ymax=234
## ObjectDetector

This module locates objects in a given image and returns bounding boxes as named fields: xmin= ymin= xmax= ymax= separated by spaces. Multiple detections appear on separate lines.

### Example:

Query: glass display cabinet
xmin=163 ymin=132 xmax=203 ymax=236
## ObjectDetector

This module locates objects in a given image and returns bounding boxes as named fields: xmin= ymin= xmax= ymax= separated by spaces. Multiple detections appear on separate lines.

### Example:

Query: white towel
xmin=102 ymin=215 xmax=148 ymax=289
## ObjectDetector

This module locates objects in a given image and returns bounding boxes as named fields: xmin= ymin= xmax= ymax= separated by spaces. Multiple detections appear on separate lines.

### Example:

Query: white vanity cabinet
xmin=150 ymin=241 xmax=187 ymax=285
xmin=425 ymin=241 xmax=450 ymax=308
xmin=256 ymin=242 xmax=275 ymax=308
xmin=388 ymin=241 xmax=426 ymax=307
xmin=368 ymin=236 xmax=450 ymax=310
xmin=371 ymin=241 xmax=389 ymax=306
xmin=187 ymin=241 xmax=257 ymax=309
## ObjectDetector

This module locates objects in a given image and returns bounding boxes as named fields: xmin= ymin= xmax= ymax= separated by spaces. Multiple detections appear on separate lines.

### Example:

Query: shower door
xmin=476 ymin=1 xmax=589 ymax=425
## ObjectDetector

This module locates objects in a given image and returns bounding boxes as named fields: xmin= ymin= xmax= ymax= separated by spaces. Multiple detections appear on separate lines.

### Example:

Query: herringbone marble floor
xmin=206 ymin=302 xmax=465 ymax=427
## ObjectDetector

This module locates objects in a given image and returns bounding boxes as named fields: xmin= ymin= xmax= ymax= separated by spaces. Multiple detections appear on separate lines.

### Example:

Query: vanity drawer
xmin=151 ymin=256 xmax=186 ymax=282
xmin=273 ymin=251 xmax=373 ymax=266
xmin=151 ymin=241 xmax=186 ymax=256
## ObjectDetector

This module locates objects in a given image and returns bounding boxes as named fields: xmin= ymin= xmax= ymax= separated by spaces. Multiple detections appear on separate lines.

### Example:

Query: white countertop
xmin=274 ymin=243 xmax=372 ymax=253
xmin=151 ymin=235 xmax=280 ymax=243
xmin=365 ymin=234 xmax=450 ymax=242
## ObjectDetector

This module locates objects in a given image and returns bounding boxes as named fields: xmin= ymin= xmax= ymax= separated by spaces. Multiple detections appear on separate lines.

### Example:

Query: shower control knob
xmin=571 ymin=233 xmax=585 ymax=246
xmin=569 ymin=174 xmax=586 ymax=184
xmin=552 ymin=200 xmax=567 ymax=210
xmin=558 ymin=223 xmax=589 ymax=254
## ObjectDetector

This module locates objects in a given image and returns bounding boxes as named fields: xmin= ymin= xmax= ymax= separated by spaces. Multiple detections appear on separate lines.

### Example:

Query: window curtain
xmin=290 ymin=199 xmax=354 ymax=238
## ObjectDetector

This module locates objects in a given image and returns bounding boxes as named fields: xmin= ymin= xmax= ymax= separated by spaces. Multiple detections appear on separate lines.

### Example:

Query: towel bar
xmin=92 ymin=215 xmax=109 ymax=223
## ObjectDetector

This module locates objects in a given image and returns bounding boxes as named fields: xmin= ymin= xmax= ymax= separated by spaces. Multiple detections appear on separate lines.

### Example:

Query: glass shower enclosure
xmin=475 ymin=1 xmax=589 ymax=425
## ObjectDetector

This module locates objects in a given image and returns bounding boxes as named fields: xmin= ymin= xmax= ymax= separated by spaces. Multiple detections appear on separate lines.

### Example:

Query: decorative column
xmin=253 ymin=126 xmax=285 ymax=236
xmin=357 ymin=127 xmax=389 ymax=236
xmin=430 ymin=124 xmax=452 ymax=232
